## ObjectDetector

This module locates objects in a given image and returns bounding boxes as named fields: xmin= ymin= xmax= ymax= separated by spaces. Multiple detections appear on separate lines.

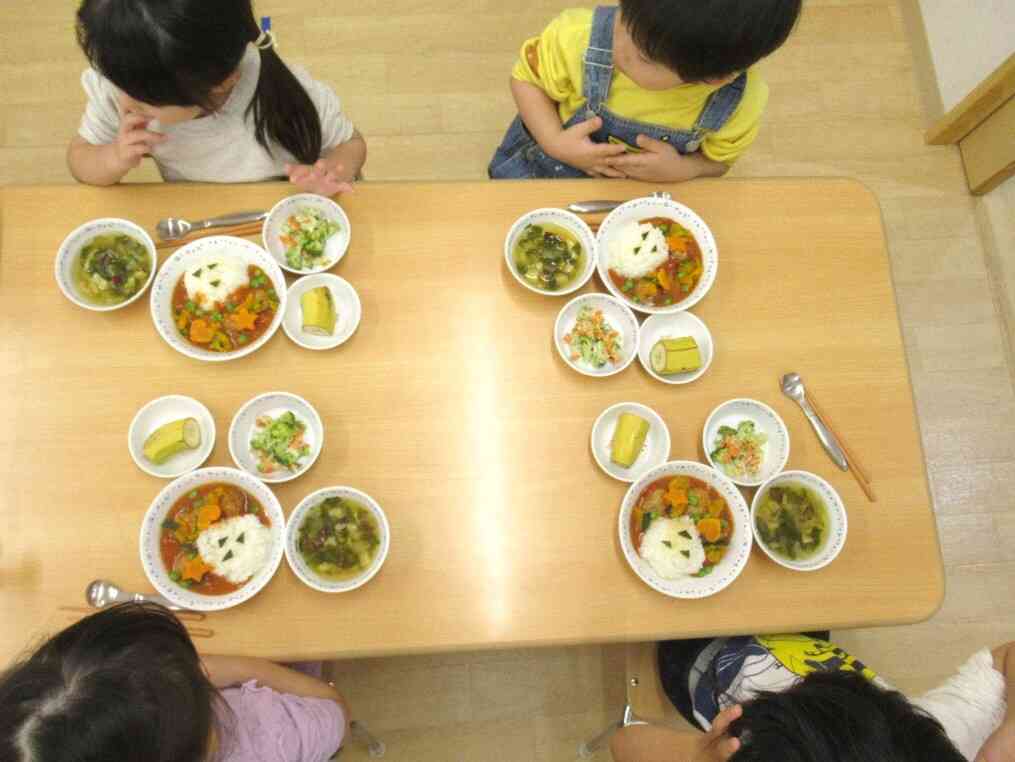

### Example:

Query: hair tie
xmin=254 ymin=30 xmax=276 ymax=50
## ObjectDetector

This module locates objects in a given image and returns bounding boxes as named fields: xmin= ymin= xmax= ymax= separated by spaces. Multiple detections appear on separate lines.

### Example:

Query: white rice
xmin=609 ymin=222 xmax=670 ymax=279
xmin=639 ymin=515 xmax=705 ymax=578
xmin=196 ymin=514 xmax=272 ymax=584
xmin=184 ymin=253 xmax=249 ymax=306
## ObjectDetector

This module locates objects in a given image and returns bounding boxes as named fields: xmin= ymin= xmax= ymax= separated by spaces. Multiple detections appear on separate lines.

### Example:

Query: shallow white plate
xmin=503 ymin=208 xmax=597 ymax=296
xmin=282 ymin=274 xmax=362 ymax=350
xmin=285 ymin=486 xmax=391 ymax=593
xmin=229 ymin=392 xmax=324 ymax=483
xmin=128 ymin=395 xmax=216 ymax=479
xmin=55 ymin=218 xmax=157 ymax=312
xmin=139 ymin=467 xmax=285 ymax=611
xmin=554 ymin=293 xmax=639 ymax=377
xmin=619 ymin=461 xmax=752 ymax=599
xmin=149 ymin=236 xmax=287 ymax=362
xmin=596 ymin=196 xmax=717 ymax=314
xmin=751 ymin=470 xmax=848 ymax=572
xmin=591 ymin=402 xmax=670 ymax=483
xmin=637 ymin=312 xmax=714 ymax=385
xmin=263 ymin=193 xmax=351 ymax=275
xmin=703 ymin=398 xmax=791 ymax=487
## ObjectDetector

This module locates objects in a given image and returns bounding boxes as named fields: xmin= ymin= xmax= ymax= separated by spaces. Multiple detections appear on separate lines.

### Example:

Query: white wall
xmin=917 ymin=0 xmax=1015 ymax=111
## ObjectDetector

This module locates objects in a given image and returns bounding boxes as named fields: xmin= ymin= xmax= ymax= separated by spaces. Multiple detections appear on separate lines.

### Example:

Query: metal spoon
xmin=567 ymin=190 xmax=672 ymax=214
xmin=155 ymin=210 xmax=267 ymax=242
xmin=780 ymin=373 xmax=849 ymax=471
xmin=85 ymin=579 xmax=186 ymax=611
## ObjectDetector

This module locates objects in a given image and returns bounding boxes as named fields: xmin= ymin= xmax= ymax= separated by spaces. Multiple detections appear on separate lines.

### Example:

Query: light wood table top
xmin=0 ymin=178 xmax=943 ymax=662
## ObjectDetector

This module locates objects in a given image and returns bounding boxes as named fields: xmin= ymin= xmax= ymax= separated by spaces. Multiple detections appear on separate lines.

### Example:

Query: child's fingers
xmin=568 ymin=116 xmax=603 ymax=138
xmin=711 ymin=704 xmax=743 ymax=734
xmin=635 ymin=133 xmax=674 ymax=153
xmin=332 ymin=181 xmax=354 ymax=195
xmin=594 ymin=164 xmax=626 ymax=178
xmin=119 ymin=112 xmax=149 ymax=132
xmin=606 ymin=153 xmax=643 ymax=170
xmin=591 ymin=142 xmax=627 ymax=158
xmin=288 ymin=165 xmax=312 ymax=183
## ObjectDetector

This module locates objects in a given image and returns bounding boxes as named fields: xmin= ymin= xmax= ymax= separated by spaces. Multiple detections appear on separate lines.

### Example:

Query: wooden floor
xmin=2 ymin=1 xmax=1014 ymax=760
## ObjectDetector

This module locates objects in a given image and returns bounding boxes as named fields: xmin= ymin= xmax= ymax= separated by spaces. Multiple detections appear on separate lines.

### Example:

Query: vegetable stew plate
xmin=228 ymin=392 xmax=324 ymax=484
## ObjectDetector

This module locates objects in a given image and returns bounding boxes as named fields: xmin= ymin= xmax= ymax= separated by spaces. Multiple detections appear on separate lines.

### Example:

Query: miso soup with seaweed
xmin=297 ymin=496 xmax=381 ymax=580
xmin=512 ymin=223 xmax=585 ymax=292
xmin=754 ymin=482 xmax=828 ymax=561
xmin=73 ymin=234 xmax=151 ymax=305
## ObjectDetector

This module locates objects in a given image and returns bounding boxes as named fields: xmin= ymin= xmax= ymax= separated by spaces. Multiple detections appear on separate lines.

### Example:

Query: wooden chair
xmin=578 ymin=642 xmax=696 ymax=758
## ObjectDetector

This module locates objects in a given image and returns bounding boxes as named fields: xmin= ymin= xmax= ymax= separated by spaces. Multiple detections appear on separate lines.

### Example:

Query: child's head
xmin=0 ymin=603 xmax=219 ymax=762
xmin=75 ymin=0 xmax=323 ymax=164
xmin=728 ymin=671 xmax=966 ymax=762
xmin=618 ymin=0 xmax=802 ymax=87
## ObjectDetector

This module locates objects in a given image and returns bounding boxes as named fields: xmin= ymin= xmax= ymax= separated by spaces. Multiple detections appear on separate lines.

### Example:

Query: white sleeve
xmin=911 ymin=648 xmax=1007 ymax=761
xmin=78 ymin=68 xmax=121 ymax=145
xmin=290 ymin=66 xmax=355 ymax=152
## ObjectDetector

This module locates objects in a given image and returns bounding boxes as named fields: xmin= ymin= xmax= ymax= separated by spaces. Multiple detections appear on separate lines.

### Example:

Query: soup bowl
xmin=504 ymin=207 xmax=597 ymax=296
xmin=596 ymin=196 xmax=717 ymax=314
xmin=619 ymin=460 xmax=751 ymax=599
xmin=751 ymin=470 xmax=847 ymax=572
xmin=139 ymin=467 xmax=286 ymax=611
xmin=150 ymin=236 xmax=287 ymax=362
xmin=55 ymin=218 xmax=157 ymax=312
xmin=285 ymin=486 xmax=391 ymax=593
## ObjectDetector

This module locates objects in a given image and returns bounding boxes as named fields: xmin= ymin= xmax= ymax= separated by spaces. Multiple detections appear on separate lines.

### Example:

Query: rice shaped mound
xmin=639 ymin=515 xmax=705 ymax=578
xmin=609 ymin=222 xmax=670 ymax=279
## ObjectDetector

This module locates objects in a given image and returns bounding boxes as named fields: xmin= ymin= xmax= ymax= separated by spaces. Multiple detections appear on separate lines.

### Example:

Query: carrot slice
xmin=189 ymin=319 xmax=215 ymax=344
xmin=197 ymin=503 xmax=221 ymax=531
xmin=697 ymin=518 xmax=722 ymax=543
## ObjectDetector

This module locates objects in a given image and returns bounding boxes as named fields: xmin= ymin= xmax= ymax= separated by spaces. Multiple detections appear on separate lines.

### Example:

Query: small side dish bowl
xmin=504 ymin=208 xmax=597 ymax=296
xmin=591 ymin=402 xmax=670 ymax=483
xmin=595 ymin=196 xmax=717 ymax=314
xmin=128 ymin=395 xmax=216 ymax=479
xmin=637 ymin=312 xmax=714 ymax=385
xmin=751 ymin=470 xmax=848 ymax=572
xmin=139 ymin=467 xmax=285 ymax=611
xmin=282 ymin=273 xmax=362 ymax=351
xmin=55 ymin=218 xmax=157 ymax=312
xmin=229 ymin=392 xmax=324 ymax=483
xmin=263 ymin=193 xmax=351 ymax=275
xmin=285 ymin=486 xmax=391 ymax=593
xmin=703 ymin=399 xmax=790 ymax=487
xmin=619 ymin=460 xmax=751 ymax=599
xmin=150 ymin=235 xmax=287 ymax=363
xmin=554 ymin=293 xmax=639 ymax=377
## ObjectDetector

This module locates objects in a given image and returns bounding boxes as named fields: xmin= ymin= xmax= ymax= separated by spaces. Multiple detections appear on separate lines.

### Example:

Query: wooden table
xmin=0 ymin=179 xmax=943 ymax=662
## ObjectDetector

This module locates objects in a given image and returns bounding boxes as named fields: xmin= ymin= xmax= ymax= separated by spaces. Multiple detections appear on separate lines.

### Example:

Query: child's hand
xmin=286 ymin=159 xmax=354 ymax=197
xmin=545 ymin=117 xmax=627 ymax=178
xmin=691 ymin=704 xmax=743 ymax=762
xmin=976 ymin=720 xmax=1015 ymax=762
xmin=112 ymin=112 xmax=166 ymax=171
xmin=606 ymin=134 xmax=704 ymax=183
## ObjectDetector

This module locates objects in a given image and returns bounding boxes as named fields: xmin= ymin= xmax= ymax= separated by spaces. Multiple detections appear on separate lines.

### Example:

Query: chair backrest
xmin=625 ymin=642 xmax=694 ymax=729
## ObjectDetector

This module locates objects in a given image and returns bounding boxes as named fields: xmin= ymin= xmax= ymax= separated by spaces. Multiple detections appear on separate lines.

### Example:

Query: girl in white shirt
xmin=68 ymin=0 xmax=366 ymax=195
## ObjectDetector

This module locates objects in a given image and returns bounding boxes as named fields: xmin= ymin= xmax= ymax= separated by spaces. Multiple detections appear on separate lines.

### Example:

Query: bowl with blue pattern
xmin=55 ymin=218 xmax=156 ymax=312
xmin=139 ymin=466 xmax=286 ymax=611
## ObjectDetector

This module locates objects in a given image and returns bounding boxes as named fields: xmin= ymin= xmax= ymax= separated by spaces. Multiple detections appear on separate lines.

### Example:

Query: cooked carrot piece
xmin=228 ymin=306 xmax=257 ymax=331
xmin=197 ymin=503 xmax=221 ymax=531
xmin=697 ymin=518 xmax=722 ymax=543
xmin=189 ymin=319 xmax=215 ymax=343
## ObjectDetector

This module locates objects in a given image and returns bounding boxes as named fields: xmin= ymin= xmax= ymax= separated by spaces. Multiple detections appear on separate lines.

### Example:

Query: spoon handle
xmin=196 ymin=210 xmax=268 ymax=230
xmin=122 ymin=590 xmax=188 ymax=611
xmin=798 ymin=398 xmax=849 ymax=471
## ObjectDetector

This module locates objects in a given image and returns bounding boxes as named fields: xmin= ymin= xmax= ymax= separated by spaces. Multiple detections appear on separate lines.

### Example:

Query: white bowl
xmin=229 ymin=392 xmax=323 ymax=483
xmin=703 ymin=399 xmax=791 ymax=487
xmin=596 ymin=197 xmax=717 ymax=314
xmin=263 ymin=193 xmax=351 ymax=275
xmin=591 ymin=402 xmax=670 ymax=483
xmin=282 ymin=273 xmax=362 ymax=350
xmin=285 ymin=486 xmax=391 ymax=593
xmin=637 ymin=312 xmax=714 ymax=385
xmin=55 ymin=218 xmax=157 ymax=312
xmin=504 ymin=208 xmax=597 ymax=296
xmin=619 ymin=460 xmax=752 ymax=599
xmin=751 ymin=470 xmax=848 ymax=572
xmin=139 ymin=467 xmax=285 ymax=611
xmin=149 ymin=235 xmax=287 ymax=362
xmin=128 ymin=395 xmax=216 ymax=479
xmin=554 ymin=293 xmax=639 ymax=377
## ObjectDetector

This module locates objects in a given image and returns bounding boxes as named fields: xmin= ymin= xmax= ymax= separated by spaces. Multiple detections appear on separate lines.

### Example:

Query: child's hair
xmin=75 ymin=0 xmax=322 ymax=164
xmin=0 ymin=603 xmax=221 ymax=762
xmin=619 ymin=0 xmax=802 ymax=82
xmin=728 ymin=671 xmax=966 ymax=762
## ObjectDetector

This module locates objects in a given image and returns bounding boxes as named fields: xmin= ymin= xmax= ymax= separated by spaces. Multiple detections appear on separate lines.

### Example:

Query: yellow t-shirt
xmin=511 ymin=8 xmax=768 ymax=164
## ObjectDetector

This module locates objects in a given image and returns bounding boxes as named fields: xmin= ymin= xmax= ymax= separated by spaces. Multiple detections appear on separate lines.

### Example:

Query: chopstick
xmin=155 ymin=221 xmax=264 ymax=251
xmin=804 ymin=391 xmax=877 ymax=503
xmin=59 ymin=605 xmax=208 ymax=623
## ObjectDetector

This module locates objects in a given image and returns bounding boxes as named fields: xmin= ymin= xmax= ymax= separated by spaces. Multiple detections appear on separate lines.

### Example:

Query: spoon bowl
xmin=85 ymin=578 xmax=185 ymax=611
xmin=155 ymin=210 xmax=267 ymax=242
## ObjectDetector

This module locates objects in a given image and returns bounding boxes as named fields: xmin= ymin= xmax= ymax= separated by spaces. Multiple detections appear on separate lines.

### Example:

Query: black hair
xmin=727 ymin=670 xmax=966 ymax=762
xmin=75 ymin=0 xmax=322 ymax=164
xmin=0 ymin=603 xmax=222 ymax=762
xmin=620 ymin=0 xmax=802 ymax=82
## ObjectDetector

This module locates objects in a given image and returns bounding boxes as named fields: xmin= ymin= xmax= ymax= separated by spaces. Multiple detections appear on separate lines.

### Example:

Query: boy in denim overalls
xmin=489 ymin=0 xmax=802 ymax=182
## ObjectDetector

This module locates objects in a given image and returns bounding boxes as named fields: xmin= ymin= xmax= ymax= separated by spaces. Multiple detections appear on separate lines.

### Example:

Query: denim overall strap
xmin=581 ymin=6 xmax=618 ymax=115
xmin=683 ymin=72 xmax=748 ymax=151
